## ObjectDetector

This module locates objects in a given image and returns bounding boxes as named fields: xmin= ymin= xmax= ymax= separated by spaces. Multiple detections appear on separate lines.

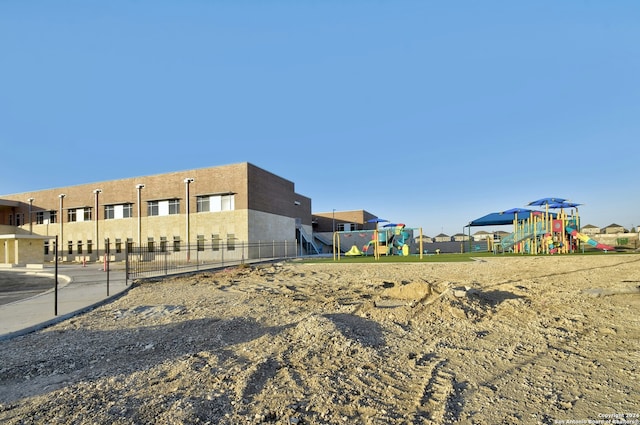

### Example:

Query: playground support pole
xmin=419 ymin=228 xmax=423 ymax=259
xmin=332 ymin=232 xmax=340 ymax=261
xmin=374 ymin=230 xmax=379 ymax=260
xmin=532 ymin=215 xmax=537 ymax=255
xmin=512 ymin=216 xmax=518 ymax=254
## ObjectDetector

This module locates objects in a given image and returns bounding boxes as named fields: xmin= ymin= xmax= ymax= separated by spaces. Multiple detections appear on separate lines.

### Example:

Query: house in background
xmin=434 ymin=233 xmax=450 ymax=242
xmin=472 ymin=230 xmax=492 ymax=241
xmin=452 ymin=233 xmax=470 ymax=242
xmin=603 ymin=223 xmax=626 ymax=234
xmin=580 ymin=224 xmax=601 ymax=236
xmin=415 ymin=234 xmax=433 ymax=244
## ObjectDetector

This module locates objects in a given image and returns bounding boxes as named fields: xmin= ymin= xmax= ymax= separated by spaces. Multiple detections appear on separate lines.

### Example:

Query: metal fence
xmin=126 ymin=240 xmax=299 ymax=281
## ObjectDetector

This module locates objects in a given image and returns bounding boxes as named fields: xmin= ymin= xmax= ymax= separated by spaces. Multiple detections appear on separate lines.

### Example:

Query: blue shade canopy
xmin=547 ymin=202 xmax=581 ymax=209
xmin=367 ymin=218 xmax=389 ymax=223
xmin=502 ymin=208 xmax=533 ymax=215
xmin=467 ymin=212 xmax=522 ymax=227
xmin=468 ymin=210 xmax=557 ymax=227
xmin=527 ymin=197 xmax=567 ymax=206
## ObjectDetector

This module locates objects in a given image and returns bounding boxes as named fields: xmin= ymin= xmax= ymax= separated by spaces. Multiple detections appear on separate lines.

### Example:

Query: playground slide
xmin=566 ymin=224 xmax=615 ymax=252
xmin=500 ymin=222 xmax=545 ymax=251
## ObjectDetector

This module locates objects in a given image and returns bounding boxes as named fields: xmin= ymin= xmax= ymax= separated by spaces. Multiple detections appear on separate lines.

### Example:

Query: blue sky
xmin=1 ymin=1 xmax=638 ymax=236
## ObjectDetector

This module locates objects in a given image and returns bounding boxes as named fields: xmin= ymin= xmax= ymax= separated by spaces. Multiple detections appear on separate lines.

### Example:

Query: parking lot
xmin=0 ymin=272 xmax=54 ymax=305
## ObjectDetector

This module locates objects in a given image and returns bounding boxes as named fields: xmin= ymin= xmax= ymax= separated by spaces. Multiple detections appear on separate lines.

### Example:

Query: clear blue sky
xmin=2 ymin=1 xmax=638 ymax=236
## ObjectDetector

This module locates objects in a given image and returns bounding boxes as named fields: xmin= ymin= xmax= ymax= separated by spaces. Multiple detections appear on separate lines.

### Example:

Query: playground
xmin=468 ymin=197 xmax=615 ymax=255
xmin=332 ymin=223 xmax=423 ymax=260
xmin=331 ymin=197 xmax=618 ymax=260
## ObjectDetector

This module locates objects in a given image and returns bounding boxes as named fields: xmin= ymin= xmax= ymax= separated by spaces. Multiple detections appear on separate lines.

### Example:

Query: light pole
xmin=136 ymin=184 xmax=145 ymax=249
xmin=58 ymin=194 xmax=66 ymax=260
xmin=184 ymin=178 xmax=194 ymax=261
xmin=93 ymin=189 xmax=102 ymax=261
xmin=27 ymin=197 xmax=34 ymax=234
xmin=332 ymin=209 xmax=335 ymax=233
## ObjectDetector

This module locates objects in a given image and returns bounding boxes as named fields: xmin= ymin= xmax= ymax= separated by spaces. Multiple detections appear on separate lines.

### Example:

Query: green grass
xmin=295 ymin=250 xmax=638 ymax=264
xmin=297 ymin=252 xmax=495 ymax=263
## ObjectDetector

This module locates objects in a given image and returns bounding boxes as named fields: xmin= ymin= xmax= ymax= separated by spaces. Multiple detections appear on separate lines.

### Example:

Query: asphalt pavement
xmin=0 ymin=264 xmax=130 ymax=341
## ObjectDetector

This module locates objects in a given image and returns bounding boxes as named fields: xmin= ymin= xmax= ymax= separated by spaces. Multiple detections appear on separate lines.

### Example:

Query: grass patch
xmin=295 ymin=250 xmax=638 ymax=264
xmin=298 ymin=252 xmax=494 ymax=263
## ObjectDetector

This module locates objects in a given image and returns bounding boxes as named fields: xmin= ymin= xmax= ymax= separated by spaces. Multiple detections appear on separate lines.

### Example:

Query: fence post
xmin=125 ymin=244 xmax=129 ymax=285
xmin=106 ymin=238 xmax=110 ymax=296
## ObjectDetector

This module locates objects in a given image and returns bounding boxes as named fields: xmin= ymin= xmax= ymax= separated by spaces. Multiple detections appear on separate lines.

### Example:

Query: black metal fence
xmin=126 ymin=240 xmax=299 ymax=281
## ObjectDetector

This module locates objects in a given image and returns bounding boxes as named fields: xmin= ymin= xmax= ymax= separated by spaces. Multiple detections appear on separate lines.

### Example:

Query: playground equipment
xmin=566 ymin=223 xmax=615 ymax=251
xmin=333 ymin=224 xmax=424 ymax=260
xmin=499 ymin=198 xmax=615 ymax=254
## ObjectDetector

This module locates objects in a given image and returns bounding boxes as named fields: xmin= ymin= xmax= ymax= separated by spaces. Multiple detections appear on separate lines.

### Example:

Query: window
xmin=148 ymin=200 xmax=179 ymax=216
xmin=115 ymin=238 xmax=122 ymax=254
xmin=221 ymin=195 xmax=234 ymax=211
xmin=148 ymin=201 xmax=159 ymax=216
xmin=197 ymin=196 xmax=209 ymax=212
xmin=168 ymin=199 xmax=180 ymax=215
xmin=67 ymin=241 xmax=73 ymax=255
xmin=15 ymin=214 xmax=23 ymax=226
xmin=147 ymin=237 xmax=155 ymax=252
xmin=105 ymin=204 xmax=133 ymax=220
xmin=66 ymin=208 xmax=90 ymax=222
xmin=196 ymin=194 xmax=235 ymax=213
xmin=77 ymin=241 xmax=83 ymax=254
xmin=227 ymin=234 xmax=235 ymax=251
xmin=197 ymin=235 xmax=205 ymax=251
xmin=44 ymin=241 xmax=50 ymax=255
xmin=147 ymin=199 xmax=180 ymax=216
xmin=160 ymin=237 xmax=167 ymax=253
xmin=49 ymin=211 xmax=57 ymax=224
xmin=173 ymin=236 xmax=181 ymax=252
xmin=211 ymin=234 xmax=220 ymax=251
xmin=126 ymin=238 xmax=133 ymax=253
xmin=87 ymin=240 xmax=93 ymax=254
xmin=105 ymin=205 xmax=114 ymax=219
xmin=36 ymin=211 xmax=44 ymax=224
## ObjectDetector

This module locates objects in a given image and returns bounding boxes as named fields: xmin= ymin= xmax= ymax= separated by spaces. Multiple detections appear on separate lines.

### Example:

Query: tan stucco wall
xmin=0 ymin=237 xmax=45 ymax=265
xmin=248 ymin=210 xmax=296 ymax=242
xmin=16 ymin=239 xmax=44 ymax=264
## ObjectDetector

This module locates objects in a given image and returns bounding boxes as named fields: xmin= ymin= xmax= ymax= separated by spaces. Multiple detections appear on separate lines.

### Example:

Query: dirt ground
xmin=0 ymin=254 xmax=639 ymax=424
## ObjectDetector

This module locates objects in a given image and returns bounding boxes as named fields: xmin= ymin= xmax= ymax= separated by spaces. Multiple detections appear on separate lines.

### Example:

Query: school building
xmin=0 ymin=162 xmax=313 ymax=265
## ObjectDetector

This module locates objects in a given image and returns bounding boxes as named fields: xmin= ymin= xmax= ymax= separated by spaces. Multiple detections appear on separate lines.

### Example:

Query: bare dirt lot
xmin=1 ymin=255 xmax=639 ymax=424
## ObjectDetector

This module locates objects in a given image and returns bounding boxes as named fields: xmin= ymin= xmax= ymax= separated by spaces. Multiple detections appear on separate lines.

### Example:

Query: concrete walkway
xmin=0 ymin=264 xmax=130 ymax=341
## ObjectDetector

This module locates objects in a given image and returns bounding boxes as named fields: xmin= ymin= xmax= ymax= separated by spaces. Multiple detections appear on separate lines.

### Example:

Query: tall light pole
xmin=184 ymin=178 xmax=194 ymax=261
xmin=332 ymin=209 xmax=335 ymax=233
xmin=136 ymin=184 xmax=145 ymax=249
xmin=27 ymin=197 xmax=34 ymax=234
xmin=58 ymin=194 xmax=66 ymax=259
xmin=93 ymin=189 xmax=102 ymax=261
